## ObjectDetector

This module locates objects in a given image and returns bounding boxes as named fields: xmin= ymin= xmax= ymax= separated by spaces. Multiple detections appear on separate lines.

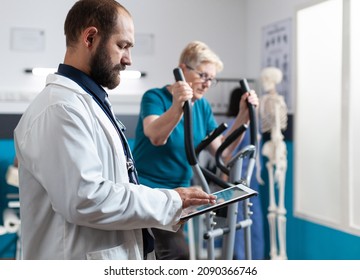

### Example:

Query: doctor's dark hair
xmin=64 ymin=0 xmax=131 ymax=48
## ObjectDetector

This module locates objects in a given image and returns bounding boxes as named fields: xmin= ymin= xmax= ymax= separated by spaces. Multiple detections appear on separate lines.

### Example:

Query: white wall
xmin=0 ymin=0 xmax=317 ymax=112
xmin=294 ymin=0 xmax=344 ymax=230
xmin=0 ymin=0 xmax=73 ymax=93
xmin=0 ymin=0 xmax=246 ymax=100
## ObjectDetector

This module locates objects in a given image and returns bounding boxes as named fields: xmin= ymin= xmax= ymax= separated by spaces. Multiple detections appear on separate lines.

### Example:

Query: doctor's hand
xmin=174 ymin=186 xmax=216 ymax=209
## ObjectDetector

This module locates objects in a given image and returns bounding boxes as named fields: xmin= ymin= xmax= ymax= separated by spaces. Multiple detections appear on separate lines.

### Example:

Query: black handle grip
xmin=239 ymin=79 xmax=250 ymax=95
xmin=173 ymin=67 xmax=186 ymax=82
xmin=239 ymin=79 xmax=257 ymax=156
xmin=215 ymin=124 xmax=248 ymax=175
xmin=173 ymin=67 xmax=190 ymax=110
xmin=173 ymin=67 xmax=197 ymax=166
xmin=195 ymin=123 xmax=228 ymax=156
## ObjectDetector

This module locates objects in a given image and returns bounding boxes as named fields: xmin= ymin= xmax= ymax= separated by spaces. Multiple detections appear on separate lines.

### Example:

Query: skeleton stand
xmin=260 ymin=91 xmax=288 ymax=260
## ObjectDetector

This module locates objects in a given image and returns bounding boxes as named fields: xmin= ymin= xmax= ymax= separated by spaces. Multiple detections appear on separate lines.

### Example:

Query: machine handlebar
xmin=239 ymin=79 xmax=257 ymax=156
xmin=215 ymin=124 xmax=248 ymax=175
xmin=173 ymin=67 xmax=198 ymax=166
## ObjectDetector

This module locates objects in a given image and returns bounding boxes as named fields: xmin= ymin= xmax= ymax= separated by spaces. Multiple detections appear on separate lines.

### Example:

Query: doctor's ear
xmin=84 ymin=27 xmax=98 ymax=47
xmin=86 ymin=34 xmax=95 ymax=47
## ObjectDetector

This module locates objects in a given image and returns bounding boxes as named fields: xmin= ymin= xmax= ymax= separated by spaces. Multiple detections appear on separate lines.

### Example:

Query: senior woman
xmin=132 ymin=41 xmax=259 ymax=259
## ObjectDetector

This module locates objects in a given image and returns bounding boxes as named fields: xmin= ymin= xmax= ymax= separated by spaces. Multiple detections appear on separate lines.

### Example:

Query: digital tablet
xmin=180 ymin=184 xmax=258 ymax=221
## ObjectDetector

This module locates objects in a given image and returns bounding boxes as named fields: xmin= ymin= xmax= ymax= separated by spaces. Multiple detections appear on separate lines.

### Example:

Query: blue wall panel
xmin=0 ymin=139 xmax=18 ymax=259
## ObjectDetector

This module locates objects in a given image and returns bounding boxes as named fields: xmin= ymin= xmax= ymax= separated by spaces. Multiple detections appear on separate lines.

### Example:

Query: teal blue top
xmin=132 ymin=86 xmax=218 ymax=189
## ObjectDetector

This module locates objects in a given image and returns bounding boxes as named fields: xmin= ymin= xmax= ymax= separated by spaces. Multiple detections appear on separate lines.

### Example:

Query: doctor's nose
xmin=121 ymin=50 xmax=132 ymax=66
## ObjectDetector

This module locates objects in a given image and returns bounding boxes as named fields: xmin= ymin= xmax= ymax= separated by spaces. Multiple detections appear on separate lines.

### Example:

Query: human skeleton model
xmin=259 ymin=67 xmax=288 ymax=260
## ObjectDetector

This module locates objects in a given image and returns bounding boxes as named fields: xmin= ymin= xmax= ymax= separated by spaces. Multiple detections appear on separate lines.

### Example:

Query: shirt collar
xmin=56 ymin=63 xmax=107 ymax=104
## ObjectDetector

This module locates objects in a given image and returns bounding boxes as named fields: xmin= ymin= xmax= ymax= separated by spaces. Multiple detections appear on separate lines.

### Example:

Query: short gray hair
xmin=179 ymin=41 xmax=224 ymax=73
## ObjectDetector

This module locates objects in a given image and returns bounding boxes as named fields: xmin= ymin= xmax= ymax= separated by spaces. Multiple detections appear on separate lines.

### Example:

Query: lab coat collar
xmin=56 ymin=63 xmax=107 ymax=105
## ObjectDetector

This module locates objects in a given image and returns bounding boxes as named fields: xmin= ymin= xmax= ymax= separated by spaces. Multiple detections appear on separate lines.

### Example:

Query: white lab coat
xmin=14 ymin=74 xmax=182 ymax=260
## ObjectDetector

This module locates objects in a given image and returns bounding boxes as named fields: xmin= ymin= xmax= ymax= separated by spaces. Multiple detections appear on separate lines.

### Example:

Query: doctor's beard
xmin=90 ymin=42 xmax=125 ymax=90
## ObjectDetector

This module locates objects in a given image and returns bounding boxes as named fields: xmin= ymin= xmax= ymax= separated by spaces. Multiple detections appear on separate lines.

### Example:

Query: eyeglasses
xmin=185 ymin=65 xmax=218 ymax=87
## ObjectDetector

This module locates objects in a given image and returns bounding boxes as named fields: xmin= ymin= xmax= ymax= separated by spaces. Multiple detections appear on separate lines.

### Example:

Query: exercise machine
xmin=173 ymin=68 xmax=258 ymax=260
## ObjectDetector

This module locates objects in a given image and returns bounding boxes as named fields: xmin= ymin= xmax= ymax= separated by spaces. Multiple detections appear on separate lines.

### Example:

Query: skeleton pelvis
xmin=262 ymin=140 xmax=287 ymax=160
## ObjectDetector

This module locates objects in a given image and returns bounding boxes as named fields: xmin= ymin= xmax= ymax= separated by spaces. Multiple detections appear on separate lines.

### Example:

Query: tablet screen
xmin=180 ymin=184 xmax=257 ymax=221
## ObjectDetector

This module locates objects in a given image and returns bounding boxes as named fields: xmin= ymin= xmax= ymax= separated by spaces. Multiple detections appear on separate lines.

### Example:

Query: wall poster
xmin=262 ymin=18 xmax=292 ymax=113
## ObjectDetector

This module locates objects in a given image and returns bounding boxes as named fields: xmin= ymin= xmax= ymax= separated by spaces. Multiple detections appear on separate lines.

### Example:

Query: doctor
xmin=14 ymin=0 xmax=215 ymax=260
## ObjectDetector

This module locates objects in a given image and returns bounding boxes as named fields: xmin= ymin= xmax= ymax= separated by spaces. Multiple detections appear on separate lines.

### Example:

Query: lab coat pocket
xmin=86 ymin=244 xmax=130 ymax=260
